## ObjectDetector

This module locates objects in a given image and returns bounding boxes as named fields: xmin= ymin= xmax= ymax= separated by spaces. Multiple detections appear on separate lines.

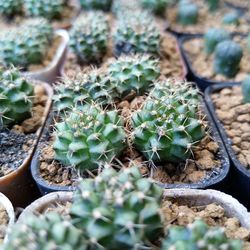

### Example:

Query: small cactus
xmin=162 ymin=220 xmax=242 ymax=250
xmin=70 ymin=166 xmax=163 ymax=249
xmin=0 ymin=67 xmax=34 ymax=128
xmin=242 ymin=75 xmax=250 ymax=103
xmin=204 ymin=28 xmax=231 ymax=55
xmin=132 ymin=79 xmax=204 ymax=163
xmin=69 ymin=12 xmax=109 ymax=64
xmin=222 ymin=11 xmax=240 ymax=26
xmin=205 ymin=0 xmax=220 ymax=12
xmin=214 ymin=40 xmax=243 ymax=78
xmin=79 ymin=0 xmax=112 ymax=11
xmin=139 ymin=0 xmax=168 ymax=16
xmin=53 ymin=103 xmax=126 ymax=172
xmin=0 ymin=0 xmax=22 ymax=17
xmin=177 ymin=1 xmax=199 ymax=25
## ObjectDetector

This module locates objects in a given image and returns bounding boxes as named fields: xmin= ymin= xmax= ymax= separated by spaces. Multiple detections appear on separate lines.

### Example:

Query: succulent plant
xmin=222 ymin=11 xmax=240 ymax=26
xmin=70 ymin=166 xmax=163 ymax=249
xmin=23 ymin=0 xmax=67 ymax=20
xmin=242 ymin=75 xmax=250 ymax=103
xmin=0 ymin=67 xmax=34 ymax=128
xmin=79 ymin=0 xmax=112 ymax=11
xmin=177 ymin=1 xmax=199 ymax=25
xmin=3 ymin=212 xmax=87 ymax=250
xmin=53 ymin=103 xmax=126 ymax=172
xmin=205 ymin=0 xmax=220 ymax=12
xmin=204 ymin=28 xmax=231 ymax=55
xmin=139 ymin=0 xmax=168 ymax=16
xmin=112 ymin=0 xmax=140 ymax=17
xmin=113 ymin=11 xmax=161 ymax=56
xmin=70 ymin=12 xmax=109 ymax=64
xmin=107 ymin=54 xmax=160 ymax=98
xmin=214 ymin=40 xmax=243 ymax=78
xmin=0 ymin=18 xmax=53 ymax=68
xmin=0 ymin=0 xmax=22 ymax=17
xmin=132 ymin=79 xmax=204 ymax=163
xmin=162 ymin=220 xmax=242 ymax=250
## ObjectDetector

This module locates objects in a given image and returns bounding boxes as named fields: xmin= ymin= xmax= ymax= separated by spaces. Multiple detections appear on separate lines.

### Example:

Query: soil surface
xmin=166 ymin=1 xmax=250 ymax=34
xmin=0 ymin=84 xmax=47 ymax=177
xmin=183 ymin=36 xmax=250 ymax=82
xmin=0 ymin=204 xmax=8 ymax=243
xmin=212 ymin=86 xmax=250 ymax=170
xmin=161 ymin=200 xmax=250 ymax=249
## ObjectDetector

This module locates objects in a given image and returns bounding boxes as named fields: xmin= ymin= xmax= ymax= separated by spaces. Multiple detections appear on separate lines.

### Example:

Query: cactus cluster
xmin=162 ymin=220 xmax=242 ymax=250
xmin=0 ymin=18 xmax=53 ymax=68
xmin=132 ymin=79 xmax=204 ymax=163
xmin=139 ymin=0 xmax=168 ymax=16
xmin=70 ymin=12 xmax=109 ymax=64
xmin=70 ymin=166 xmax=163 ymax=249
xmin=242 ymin=75 xmax=250 ymax=103
xmin=79 ymin=0 xmax=113 ymax=11
xmin=0 ymin=0 xmax=22 ymax=17
xmin=0 ymin=67 xmax=34 ymax=128
xmin=177 ymin=1 xmax=199 ymax=25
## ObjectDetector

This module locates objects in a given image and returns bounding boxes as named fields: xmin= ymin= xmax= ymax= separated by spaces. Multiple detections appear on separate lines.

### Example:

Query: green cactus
xmin=3 ymin=212 xmax=87 ymax=250
xmin=132 ymin=80 xmax=204 ymax=163
xmin=70 ymin=12 xmax=109 ymax=64
xmin=53 ymin=104 xmax=126 ymax=172
xmin=108 ymin=54 xmax=160 ymax=98
xmin=162 ymin=220 xmax=242 ymax=250
xmin=0 ymin=0 xmax=22 ymax=17
xmin=0 ymin=67 xmax=34 ymax=128
xmin=113 ymin=11 xmax=161 ymax=56
xmin=242 ymin=75 xmax=250 ymax=103
xmin=23 ymin=0 xmax=67 ymax=20
xmin=177 ymin=2 xmax=199 ymax=25
xmin=140 ymin=0 xmax=168 ymax=16
xmin=204 ymin=28 xmax=231 ymax=55
xmin=205 ymin=0 xmax=220 ymax=12
xmin=0 ymin=18 xmax=53 ymax=68
xmin=112 ymin=0 xmax=140 ymax=17
xmin=79 ymin=0 xmax=112 ymax=11
xmin=214 ymin=40 xmax=243 ymax=78
xmin=70 ymin=166 xmax=163 ymax=249
xmin=222 ymin=11 xmax=240 ymax=26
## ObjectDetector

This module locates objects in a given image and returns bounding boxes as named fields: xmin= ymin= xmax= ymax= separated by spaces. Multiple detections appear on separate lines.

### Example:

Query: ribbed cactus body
xmin=0 ymin=0 xmax=22 ymax=17
xmin=177 ymin=2 xmax=199 ymax=25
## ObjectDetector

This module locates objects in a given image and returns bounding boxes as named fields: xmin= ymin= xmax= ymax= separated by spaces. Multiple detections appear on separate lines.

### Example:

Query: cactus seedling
xmin=205 ymin=0 xmax=220 ymax=12
xmin=242 ymin=75 xmax=250 ymax=103
xmin=79 ymin=0 xmax=112 ymax=11
xmin=222 ymin=11 xmax=240 ymax=26
xmin=0 ymin=0 xmax=22 ymax=18
xmin=53 ymin=103 xmax=126 ymax=172
xmin=214 ymin=40 xmax=243 ymax=78
xmin=70 ymin=12 xmax=109 ymax=64
xmin=132 ymin=79 xmax=204 ymax=163
xmin=0 ymin=67 xmax=34 ymax=128
xmin=70 ymin=166 xmax=163 ymax=249
xmin=177 ymin=2 xmax=199 ymax=25
xmin=140 ymin=0 xmax=168 ymax=16
xmin=162 ymin=220 xmax=242 ymax=250
xmin=204 ymin=28 xmax=231 ymax=55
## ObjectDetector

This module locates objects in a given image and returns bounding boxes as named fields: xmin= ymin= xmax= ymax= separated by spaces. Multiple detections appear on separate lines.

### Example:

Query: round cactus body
xmin=242 ymin=75 xmax=250 ymax=103
xmin=222 ymin=11 xmax=240 ymax=26
xmin=177 ymin=2 xmax=199 ymax=25
xmin=140 ymin=0 xmax=168 ymax=16
xmin=79 ymin=0 xmax=112 ymax=11
xmin=205 ymin=0 xmax=220 ymax=12
xmin=0 ymin=0 xmax=22 ymax=17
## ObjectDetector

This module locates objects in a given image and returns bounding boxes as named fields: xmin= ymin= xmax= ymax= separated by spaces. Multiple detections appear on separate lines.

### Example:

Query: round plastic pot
xmin=22 ymin=29 xmax=69 ymax=84
xmin=0 ymin=81 xmax=53 ymax=208
xmin=163 ymin=188 xmax=250 ymax=228
xmin=205 ymin=82 xmax=250 ymax=209
xmin=0 ymin=192 xmax=15 ymax=243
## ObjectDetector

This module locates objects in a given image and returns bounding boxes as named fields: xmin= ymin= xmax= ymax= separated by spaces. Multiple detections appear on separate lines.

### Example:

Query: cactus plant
xmin=70 ymin=12 xmax=109 ymax=64
xmin=3 ymin=212 xmax=87 ymax=250
xmin=177 ymin=1 xmax=199 ymax=25
xmin=79 ymin=0 xmax=112 ymax=11
xmin=0 ymin=0 xmax=22 ymax=17
xmin=162 ymin=220 xmax=242 ymax=250
xmin=204 ymin=28 xmax=230 ymax=55
xmin=242 ymin=75 xmax=250 ymax=103
xmin=107 ymin=54 xmax=160 ymax=98
xmin=222 ymin=11 xmax=240 ymax=26
xmin=53 ymin=103 xmax=126 ymax=172
xmin=0 ymin=18 xmax=53 ymax=68
xmin=113 ymin=11 xmax=161 ymax=56
xmin=0 ymin=67 xmax=34 ymax=128
xmin=70 ymin=166 xmax=163 ymax=249
xmin=139 ymin=0 xmax=168 ymax=16
xmin=23 ymin=0 xmax=67 ymax=20
xmin=205 ymin=0 xmax=220 ymax=12
xmin=132 ymin=79 xmax=204 ymax=163
xmin=214 ymin=40 xmax=243 ymax=78
xmin=112 ymin=0 xmax=140 ymax=17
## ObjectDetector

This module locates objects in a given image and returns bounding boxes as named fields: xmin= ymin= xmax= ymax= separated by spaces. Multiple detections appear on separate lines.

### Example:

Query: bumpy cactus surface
xmin=4 ymin=212 xmax=86 ymax=250
xmin=79 ymin=0 xmax=112 ymax=11
xmin=0 ymin=18 xmax=53 ymax=68
xmin=0 ymin=0 xmax=22 ymax=17
xmin=205 ymin=0 xmax=220 ymax=12
xmin=70 ymin=166 xmax=163 ymax=249
xmin=214 ymin=40 xmax=243 ymax=78
xmin=204 ymin=28 xmax=230 ymax=55
xmin=0 ymin=67 xmax=34 ymax=128
xmin=222 ymin=11 xmax=240 ymax=26
xmin=177 ymin=2 xmax=198 ymax=25
xmin=108 ymin=54 xmax=160 ymax=98
xmin=23 ymin=0 xmax=67 ymax=20
xmin=140 ymin=0 xmax=168 ymax=16
xmin=162 ymin=220 xmax=242 ymax=250
xmin=113 ymin=11 xmax=161 ymax=56
xmin=132 ymin=79 xmax=204 ymax=163
xmin=70 ymin=12 xmax=109 ymax=64
xmin=53 ymin=104 xmax=126 ymax=172
xmin=242 ymin=75 xmax=250 ymax=103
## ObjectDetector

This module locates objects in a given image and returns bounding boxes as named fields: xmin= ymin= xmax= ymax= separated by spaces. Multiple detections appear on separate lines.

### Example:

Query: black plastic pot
xmin=205 ymin=82 xmax=250 ymax=209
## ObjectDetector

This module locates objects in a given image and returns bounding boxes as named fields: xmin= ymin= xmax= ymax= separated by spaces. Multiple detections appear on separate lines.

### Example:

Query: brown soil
xmin=0 ymin=204 xmax=8 ymax=243
xmin=166 ymin=1 xmax=250 ymax=34
xmin=183 ymin=36 xmax=250 ymax=82
xmin=212 ymin=86 xmax=250 ymax=169
xmin=161 ymin=200 xmax=250 ymax=249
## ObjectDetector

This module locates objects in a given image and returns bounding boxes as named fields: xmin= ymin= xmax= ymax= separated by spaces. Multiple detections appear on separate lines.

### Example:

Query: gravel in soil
xmin=0 ymin=204 xmax=8 ymax=244
xmin=183 ymin=36 xmax=250 ymax=82
xmin=212 ymin=86 xmax=250 ymax=169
